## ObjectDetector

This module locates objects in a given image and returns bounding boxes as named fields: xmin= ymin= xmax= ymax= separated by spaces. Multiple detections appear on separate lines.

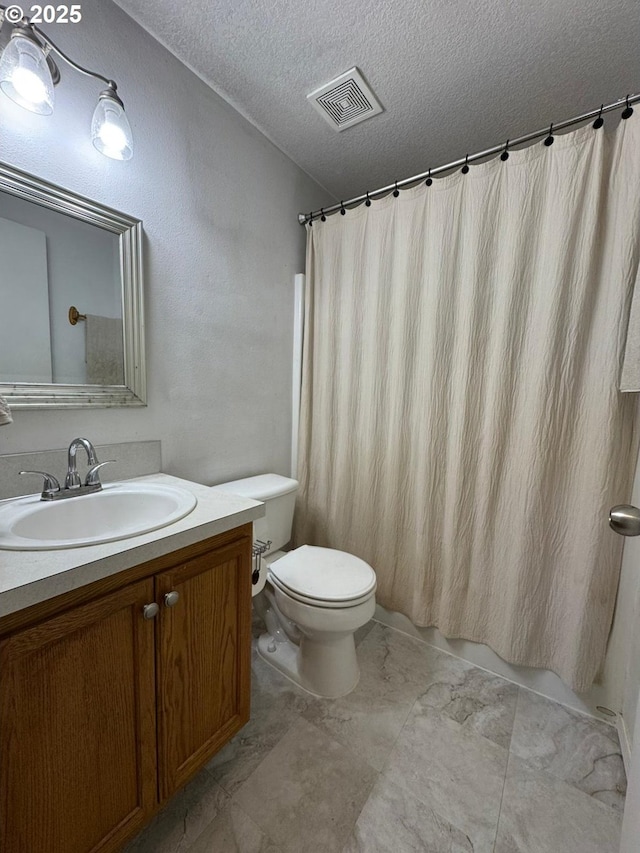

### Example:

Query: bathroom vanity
xmin=0 ymin=474 xmax=263 ymax=853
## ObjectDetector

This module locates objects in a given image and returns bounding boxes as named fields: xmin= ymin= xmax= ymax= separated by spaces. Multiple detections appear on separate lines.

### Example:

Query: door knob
xmin=609 ymin=505 xmax=640 ymax=536
xmin=164 ymin=591 xmax=180 ymax=607
xmin=142 ymin=602 xmax=160 ymax=619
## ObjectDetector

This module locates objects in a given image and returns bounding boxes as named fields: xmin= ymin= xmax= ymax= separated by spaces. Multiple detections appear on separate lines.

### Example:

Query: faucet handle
xmin=85 ymin=460 xmax=116 ymax=487
xmin=19 ymin=470 xmax=61 ymax=499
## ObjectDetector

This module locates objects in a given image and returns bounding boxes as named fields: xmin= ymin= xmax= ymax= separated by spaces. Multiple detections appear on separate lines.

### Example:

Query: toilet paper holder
xmin=252 ymin=539 xmax=272 ymax=585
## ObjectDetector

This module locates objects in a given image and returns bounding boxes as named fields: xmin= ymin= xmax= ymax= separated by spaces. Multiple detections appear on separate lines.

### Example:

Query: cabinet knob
xmin=142 ymin=602 xmax=160 ymax=620
xmin=164 ymin=591 xmax=180 ymax=608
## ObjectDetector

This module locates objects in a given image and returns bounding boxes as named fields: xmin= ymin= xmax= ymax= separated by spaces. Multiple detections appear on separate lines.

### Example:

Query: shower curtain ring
xmin=320 ymin=208 xmax=326 ymax=222
xmin=622 ymin=95 xmax=634 ymax=120
xmin=544 ymin=123 xmax=555 ymax=146
xmin=425 ymin=168 xmax=432 ymax=186
xmin=500 ymin=140 xmax=510 ymax=161
xmin=393 ymin=181 xmax=400 ymax=198
xmin=340 ymin=201 xmax=346 ymax=215
xmin=592 ymin=105 xmax=604 ymax=129
xmin=461 ymin=154 xmax=470 ymax=174
xmin=308 ymin=212 xmax=313 ymax=226
xmin=365 ymin=192 xmax=372 ymax=207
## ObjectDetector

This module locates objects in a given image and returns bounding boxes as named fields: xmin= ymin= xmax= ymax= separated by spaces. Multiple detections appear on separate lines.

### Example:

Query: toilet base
xmin=257 ymin=631 xmax=360 ymax=699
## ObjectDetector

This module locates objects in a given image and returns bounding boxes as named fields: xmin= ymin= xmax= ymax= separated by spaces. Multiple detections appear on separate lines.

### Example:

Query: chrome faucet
xmin=19 ymin=437 xmax=115 ymax=501
xmin=65 ymin=437 xmax=99 ymax=489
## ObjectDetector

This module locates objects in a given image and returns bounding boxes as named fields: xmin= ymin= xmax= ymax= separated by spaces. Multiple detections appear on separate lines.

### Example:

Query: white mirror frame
xmin=0 ymin=161 xmax=146 ymax=409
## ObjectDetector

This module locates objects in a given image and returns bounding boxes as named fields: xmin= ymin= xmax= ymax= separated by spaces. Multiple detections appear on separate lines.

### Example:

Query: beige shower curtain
xmin=294 ymin=114 xmax=640 ymax=692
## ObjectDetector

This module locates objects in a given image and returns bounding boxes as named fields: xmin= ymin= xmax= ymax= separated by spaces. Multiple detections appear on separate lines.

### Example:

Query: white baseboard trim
xmin=618 ymin=714 xmax=632 ymax=775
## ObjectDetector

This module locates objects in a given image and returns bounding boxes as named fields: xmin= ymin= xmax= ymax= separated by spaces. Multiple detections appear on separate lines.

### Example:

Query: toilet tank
xmin=212 ymin=474 xmax=298 ymax=553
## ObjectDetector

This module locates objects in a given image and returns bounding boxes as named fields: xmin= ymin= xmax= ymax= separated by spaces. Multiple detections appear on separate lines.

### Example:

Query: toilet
xmin=212 ymin=474 xmax=376 ymax=698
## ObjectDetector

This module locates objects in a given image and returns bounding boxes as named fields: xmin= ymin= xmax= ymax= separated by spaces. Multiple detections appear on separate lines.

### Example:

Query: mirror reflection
xmin=0 ymin=190 xmax=124 ymax=386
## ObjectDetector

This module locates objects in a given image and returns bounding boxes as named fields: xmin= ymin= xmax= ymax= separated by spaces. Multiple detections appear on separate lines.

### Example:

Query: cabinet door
xmin=156 ymin=538 xmax=251 ymax=800
xmin=0 ymin=578 xmax=157 ymax=853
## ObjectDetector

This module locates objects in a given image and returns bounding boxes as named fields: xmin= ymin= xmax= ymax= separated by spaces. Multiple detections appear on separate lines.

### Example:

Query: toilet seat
xmin=268 ymin=572 xmax=375 ymax=608
xmin=268 ymin=545 xmax=376 ymax=609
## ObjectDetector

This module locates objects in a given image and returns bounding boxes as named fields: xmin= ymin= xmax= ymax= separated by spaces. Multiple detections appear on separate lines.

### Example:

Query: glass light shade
xmin=91 ymin=94 xmax=133 ymax=161
xmin=0 ymin=34 xmax=54 ymax=114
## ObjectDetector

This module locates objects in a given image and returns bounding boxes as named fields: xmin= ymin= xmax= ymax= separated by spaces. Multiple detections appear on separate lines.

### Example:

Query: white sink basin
xmin=0 ymin=482 xmax=197 ymax=550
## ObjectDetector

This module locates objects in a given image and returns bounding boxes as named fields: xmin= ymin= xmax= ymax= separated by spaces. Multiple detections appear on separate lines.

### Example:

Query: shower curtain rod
xmin=298 ymin=91 xmax=640 ymax=225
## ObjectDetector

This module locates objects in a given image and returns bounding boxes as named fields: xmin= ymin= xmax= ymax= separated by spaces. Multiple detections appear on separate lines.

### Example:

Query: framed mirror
xmin=0 ymin=161 xmax=145 ymax=409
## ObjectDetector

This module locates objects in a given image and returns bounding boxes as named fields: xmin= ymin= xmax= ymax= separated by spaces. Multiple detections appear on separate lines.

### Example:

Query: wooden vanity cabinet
xmin=0 ymin=578 xmax=157 ymax=853
xmin=0 ymin=525 xmax=252 ymax=853
xmin=155 ymin=538 xmax=252 ymax=800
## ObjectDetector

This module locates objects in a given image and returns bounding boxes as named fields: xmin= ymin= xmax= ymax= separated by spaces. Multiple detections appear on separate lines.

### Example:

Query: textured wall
xmin=0 ymin=0 xmax=330 ymax=484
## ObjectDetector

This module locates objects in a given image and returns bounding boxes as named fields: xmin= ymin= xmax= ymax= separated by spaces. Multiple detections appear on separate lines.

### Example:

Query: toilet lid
xmin=269 ymin=545 xmax=376 ymax=603
xmin=268 ymin=571 xmax=375 ymax=609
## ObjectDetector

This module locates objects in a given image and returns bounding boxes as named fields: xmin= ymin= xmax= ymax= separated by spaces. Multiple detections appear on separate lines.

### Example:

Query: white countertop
xmin=0 ymin=473 xmax=264 ymax=619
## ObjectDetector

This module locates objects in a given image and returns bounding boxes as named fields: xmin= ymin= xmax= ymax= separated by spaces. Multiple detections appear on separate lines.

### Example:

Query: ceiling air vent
xmin=307 ymin=67 xmax=383 ymax=132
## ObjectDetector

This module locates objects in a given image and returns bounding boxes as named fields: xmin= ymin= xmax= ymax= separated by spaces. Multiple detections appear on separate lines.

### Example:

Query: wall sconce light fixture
xmin=0 ymin=5 xmax=133 ymax=160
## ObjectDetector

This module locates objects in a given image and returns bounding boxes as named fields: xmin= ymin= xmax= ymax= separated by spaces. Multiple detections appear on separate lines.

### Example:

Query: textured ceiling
xmin=113 ymin=0 xmax=640 ymax=202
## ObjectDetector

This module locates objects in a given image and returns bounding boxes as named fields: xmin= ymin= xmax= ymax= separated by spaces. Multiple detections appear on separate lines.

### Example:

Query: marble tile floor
xmin=125 ymin=620 xmax=626 ymax=853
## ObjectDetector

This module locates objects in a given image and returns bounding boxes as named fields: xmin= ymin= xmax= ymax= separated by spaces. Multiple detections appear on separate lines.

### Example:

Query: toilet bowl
xmin=211 ymin=474 xmax=376 ymax=698
xmin=261 ymin=545 xmax=376 ymax=697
